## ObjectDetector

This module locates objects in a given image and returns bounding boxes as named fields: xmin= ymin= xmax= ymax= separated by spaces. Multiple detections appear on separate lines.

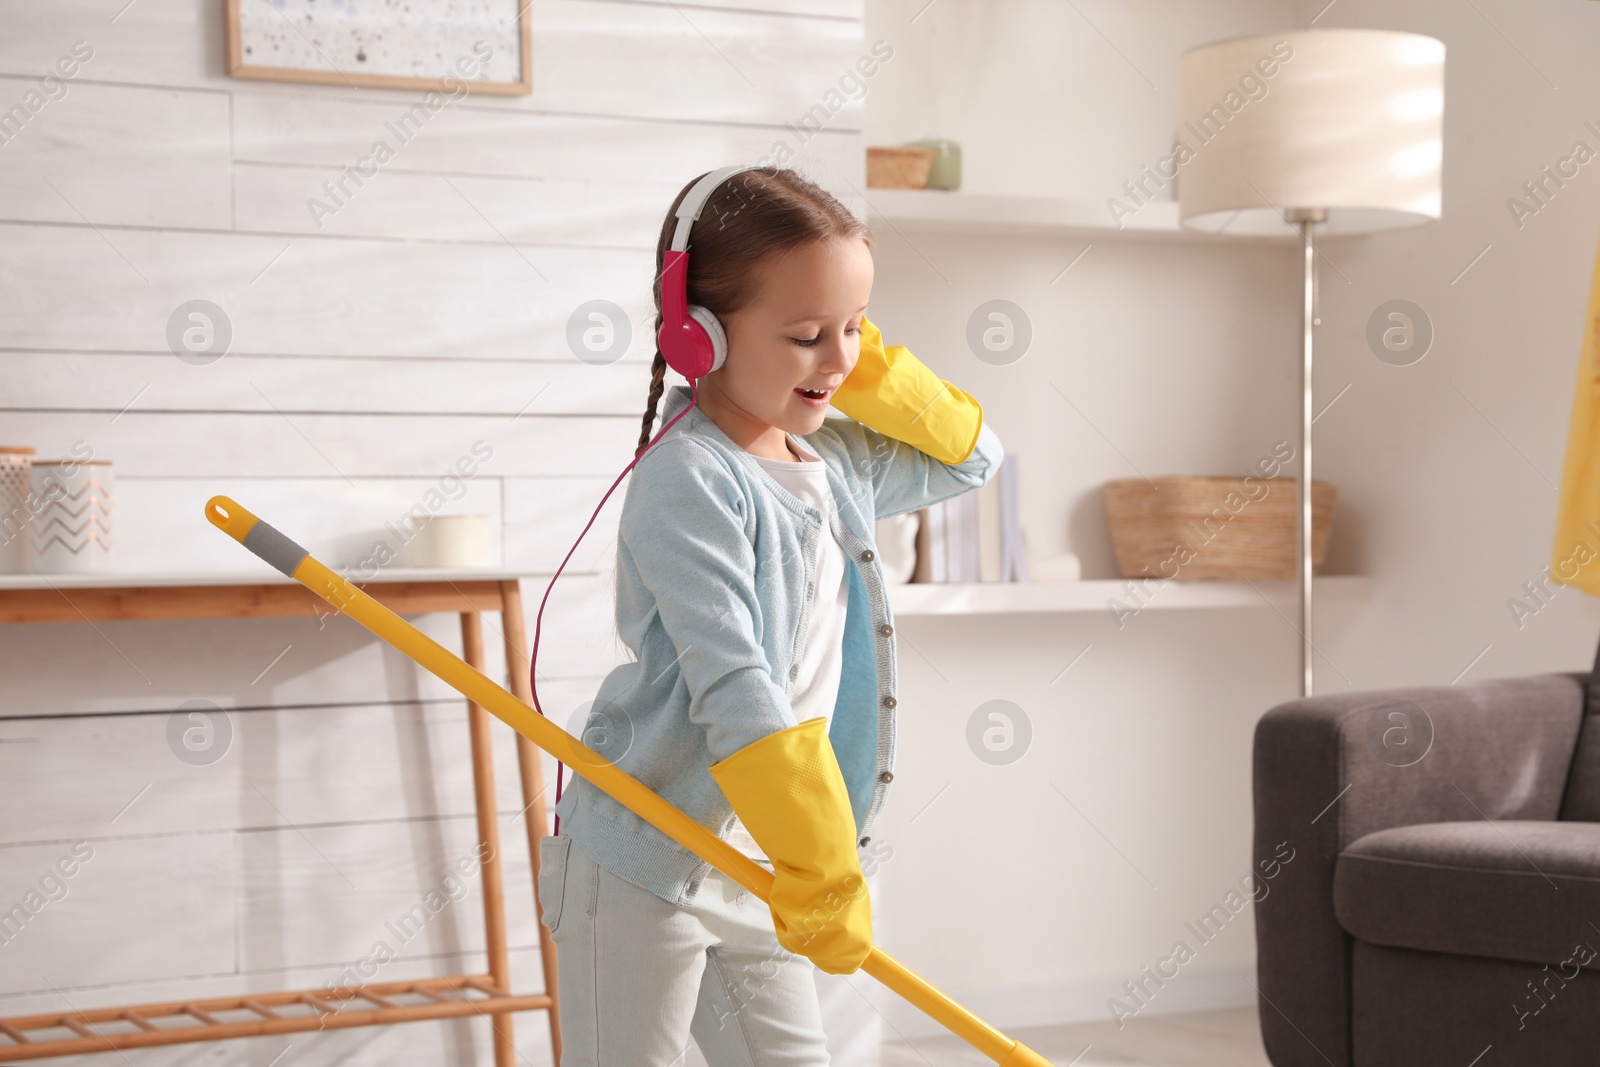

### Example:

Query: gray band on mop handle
xmin=242 ymin=518 xmax=309 ymax=578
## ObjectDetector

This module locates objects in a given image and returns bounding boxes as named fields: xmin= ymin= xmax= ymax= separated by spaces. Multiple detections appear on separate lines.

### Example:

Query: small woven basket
xmin=867 ymin=146 xmax=938 ymax=189
xmin=1104 ymin=476 xmax=1337 ymax=581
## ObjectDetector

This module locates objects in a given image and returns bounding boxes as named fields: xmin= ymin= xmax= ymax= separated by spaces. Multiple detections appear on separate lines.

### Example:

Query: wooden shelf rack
xmin=0 ymin=569 xmax=562 ymax=1065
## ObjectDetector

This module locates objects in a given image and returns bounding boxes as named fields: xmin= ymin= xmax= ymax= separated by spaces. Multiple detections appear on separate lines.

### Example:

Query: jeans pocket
xmin=536 ymin=833 xmax=572 ymax=935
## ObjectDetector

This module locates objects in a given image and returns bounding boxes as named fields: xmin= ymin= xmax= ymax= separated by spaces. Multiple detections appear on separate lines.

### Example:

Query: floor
xmin=881 ymin=1006 xmax=1272 ymax=1066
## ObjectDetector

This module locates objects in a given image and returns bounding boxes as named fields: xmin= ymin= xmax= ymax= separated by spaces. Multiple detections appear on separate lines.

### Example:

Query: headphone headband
xmin=669 ymin=164 xmax=760 ymax=253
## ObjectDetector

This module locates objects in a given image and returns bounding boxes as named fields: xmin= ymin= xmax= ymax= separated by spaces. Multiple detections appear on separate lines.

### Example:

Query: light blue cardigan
xmin=552 ymin=383 xmax=1005 ymax=906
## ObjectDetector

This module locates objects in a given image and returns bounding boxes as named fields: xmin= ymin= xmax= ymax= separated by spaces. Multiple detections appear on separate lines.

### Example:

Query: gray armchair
xmin=1252 ymin=669 xmax=1600 ymax=1065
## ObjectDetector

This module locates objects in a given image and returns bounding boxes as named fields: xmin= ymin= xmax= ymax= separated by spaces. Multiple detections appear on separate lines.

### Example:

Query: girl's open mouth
xmin=795 ymin=387 xmax=832 ymax=408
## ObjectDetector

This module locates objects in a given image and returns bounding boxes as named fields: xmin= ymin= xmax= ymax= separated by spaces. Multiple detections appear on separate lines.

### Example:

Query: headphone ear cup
xmin=657 ymin=303 xmax=719 ymax=380
xmin=687 ymin=305 xmax=728 ymax=375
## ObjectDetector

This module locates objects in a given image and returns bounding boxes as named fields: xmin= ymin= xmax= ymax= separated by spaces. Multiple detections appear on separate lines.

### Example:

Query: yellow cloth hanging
xmin=1550 ymin=229 xmax=1600 ymax=594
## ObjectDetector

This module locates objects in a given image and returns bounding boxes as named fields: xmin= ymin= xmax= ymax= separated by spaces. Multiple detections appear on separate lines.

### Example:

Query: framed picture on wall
xmin=223 ymin=0 xmax=533 ymax=96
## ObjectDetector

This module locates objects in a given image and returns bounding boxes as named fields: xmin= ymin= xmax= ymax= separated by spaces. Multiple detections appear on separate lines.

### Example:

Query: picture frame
xmin=223 ymin=0 xmax=533 ymax=96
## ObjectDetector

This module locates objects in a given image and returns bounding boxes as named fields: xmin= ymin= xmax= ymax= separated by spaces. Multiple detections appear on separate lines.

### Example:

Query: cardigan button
xmin=861 ymin=549 xmax=875 ymax=562
xmin=879 ymin=623 xmax=893 ymax=637
xmin=882 ymin=695 xmax=896 ymax=708
xmin=858 ymin=835 xmax=871 ymax=847
xmin=878 ymin=770 xmax=894 ymax=783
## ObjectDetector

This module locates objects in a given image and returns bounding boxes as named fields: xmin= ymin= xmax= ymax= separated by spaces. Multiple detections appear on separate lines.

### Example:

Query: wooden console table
xmin=0 ymin=569 xmax=562 ymax=1064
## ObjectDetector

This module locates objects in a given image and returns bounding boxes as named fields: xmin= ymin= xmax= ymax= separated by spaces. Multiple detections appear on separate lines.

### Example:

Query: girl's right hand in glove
xmin=707 ymin=716 xmax=874 ymax=974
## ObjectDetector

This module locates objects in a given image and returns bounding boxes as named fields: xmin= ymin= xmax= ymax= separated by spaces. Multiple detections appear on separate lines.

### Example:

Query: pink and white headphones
xmin=655 ymin=162 xmax=759 ymax=380
xmin=532 ymin=163 xmax=759 ymax=833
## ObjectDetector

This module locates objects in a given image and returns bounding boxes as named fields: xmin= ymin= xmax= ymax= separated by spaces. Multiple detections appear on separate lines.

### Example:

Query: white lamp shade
xmin=1178 ymin=28 xmax=1444 ymax=235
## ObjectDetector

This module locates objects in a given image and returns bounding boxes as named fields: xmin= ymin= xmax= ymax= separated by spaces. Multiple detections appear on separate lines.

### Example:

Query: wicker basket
xmin=867 ymin=146 xmax=938 ymax=189
xmin=1104 ymin=476 xmax=1337 ymax=581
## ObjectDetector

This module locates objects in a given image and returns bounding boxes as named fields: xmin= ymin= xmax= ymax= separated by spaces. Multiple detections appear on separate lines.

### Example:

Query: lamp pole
xmin=1286 ymin=206 xmax=1325 ymax=697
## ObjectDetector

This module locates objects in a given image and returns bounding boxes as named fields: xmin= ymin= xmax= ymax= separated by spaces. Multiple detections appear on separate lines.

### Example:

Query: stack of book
xmin=911 ymin=453 xmax=1027 ymax=583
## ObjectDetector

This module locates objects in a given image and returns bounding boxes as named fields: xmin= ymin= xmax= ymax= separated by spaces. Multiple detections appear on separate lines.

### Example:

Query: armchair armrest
xmin=1251 ymin=672 xmax=1585 ymax=1067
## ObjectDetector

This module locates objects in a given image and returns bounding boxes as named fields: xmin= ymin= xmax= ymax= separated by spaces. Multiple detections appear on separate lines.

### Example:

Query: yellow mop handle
xmin=205 ymin=495 xmax=1052 ymax=1067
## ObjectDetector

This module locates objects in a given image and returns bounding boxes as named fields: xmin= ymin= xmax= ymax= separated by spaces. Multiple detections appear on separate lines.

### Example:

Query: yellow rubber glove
xmin=829 ymin=315 xmax=984 ymax=465
xmin=707 ymin=716 xmax=873 ymax=974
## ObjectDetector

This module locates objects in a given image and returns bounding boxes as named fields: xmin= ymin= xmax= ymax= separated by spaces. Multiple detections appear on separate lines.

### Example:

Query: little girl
xmin=536 ymin=165 xmax=1004 ymax=1065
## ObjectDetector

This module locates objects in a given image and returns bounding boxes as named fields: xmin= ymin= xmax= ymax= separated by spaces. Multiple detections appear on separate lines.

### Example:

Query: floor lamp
xmin=1177 ymin=28 xmax=1445 ymax=696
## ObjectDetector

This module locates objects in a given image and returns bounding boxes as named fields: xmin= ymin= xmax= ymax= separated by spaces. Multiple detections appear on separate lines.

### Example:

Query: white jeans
xmin=537 ymin=833 xmax=882 ymax=1066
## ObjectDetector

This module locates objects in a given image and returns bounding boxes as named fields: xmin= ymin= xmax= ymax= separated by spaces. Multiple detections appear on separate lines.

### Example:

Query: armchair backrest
xmin=1558 ymin=651 xmax=1600 ymax=820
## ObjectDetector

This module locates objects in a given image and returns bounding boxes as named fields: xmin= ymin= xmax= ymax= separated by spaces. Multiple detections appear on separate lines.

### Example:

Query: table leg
xmin=499 ymin=579 xmax=562 ymax=1064
xmin=461 ymin=610 xmax=515 ymax=1067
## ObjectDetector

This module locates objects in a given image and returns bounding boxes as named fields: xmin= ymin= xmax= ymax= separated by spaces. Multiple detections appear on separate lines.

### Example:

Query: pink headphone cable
xmin=528 ymin=378 xmax=699 ymax=838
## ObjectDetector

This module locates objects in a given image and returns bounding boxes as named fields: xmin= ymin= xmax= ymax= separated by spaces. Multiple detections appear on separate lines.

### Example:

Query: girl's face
xmin=697 ymin=236 xmax=874 ymax=459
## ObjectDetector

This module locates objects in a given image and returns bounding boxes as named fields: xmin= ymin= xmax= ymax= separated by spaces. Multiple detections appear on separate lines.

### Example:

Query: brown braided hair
xmin=634 ymin=167 xmax=872 ymax=460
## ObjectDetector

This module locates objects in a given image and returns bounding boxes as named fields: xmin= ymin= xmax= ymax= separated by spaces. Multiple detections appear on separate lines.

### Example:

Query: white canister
xmin=30 ymin=459 xmax=114 ymax=574
xmin=873 ymin=511 xmax=920 ymax=584
xmin=0 ymin=447 xmax=35 ymax=574
xmin=409 ymin=514 xmax=491 ymax=568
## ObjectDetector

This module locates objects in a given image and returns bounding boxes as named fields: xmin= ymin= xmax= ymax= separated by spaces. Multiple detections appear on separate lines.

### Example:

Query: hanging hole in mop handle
xmin=206 ymin=494 xmax=250 ymax=538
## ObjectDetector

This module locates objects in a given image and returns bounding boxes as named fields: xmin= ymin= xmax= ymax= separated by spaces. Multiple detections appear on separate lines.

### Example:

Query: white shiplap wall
xmin=0 ymin=2 xmax=867 ymax=1064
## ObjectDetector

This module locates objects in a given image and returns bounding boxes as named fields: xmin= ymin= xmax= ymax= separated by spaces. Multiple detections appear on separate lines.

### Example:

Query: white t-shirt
xmin=725 ymin=432 xmax=850 ymax=863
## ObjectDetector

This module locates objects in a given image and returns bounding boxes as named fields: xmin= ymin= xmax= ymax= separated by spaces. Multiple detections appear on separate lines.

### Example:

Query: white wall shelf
xmin=863 ymin=187 xmax=1301 ymax=243
xmin=889 ymin=575 xmax=1371 ymax=617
